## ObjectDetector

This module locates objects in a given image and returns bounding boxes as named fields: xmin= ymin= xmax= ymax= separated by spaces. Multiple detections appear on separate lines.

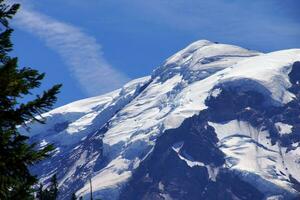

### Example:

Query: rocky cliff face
xmin=24 ymin=40 xmax=300 ymax=200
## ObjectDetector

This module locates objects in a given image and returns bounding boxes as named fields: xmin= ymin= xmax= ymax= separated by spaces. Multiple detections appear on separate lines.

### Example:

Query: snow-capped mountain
xmin=23 ymin=40 xmax=300 ymax=200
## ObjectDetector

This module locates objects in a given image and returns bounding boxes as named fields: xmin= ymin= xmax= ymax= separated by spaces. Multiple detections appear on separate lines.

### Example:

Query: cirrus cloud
xmin=13 ymin=2 xmax=130 ymax=96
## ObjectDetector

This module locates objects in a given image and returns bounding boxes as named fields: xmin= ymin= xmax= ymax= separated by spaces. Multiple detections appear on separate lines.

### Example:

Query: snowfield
xmin=24 ymin=40 xmax=300 ymax=200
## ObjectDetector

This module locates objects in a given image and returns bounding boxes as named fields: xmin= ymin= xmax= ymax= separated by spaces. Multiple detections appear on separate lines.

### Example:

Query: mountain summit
xmin=24 ymin=40 xmax=300 ymax=200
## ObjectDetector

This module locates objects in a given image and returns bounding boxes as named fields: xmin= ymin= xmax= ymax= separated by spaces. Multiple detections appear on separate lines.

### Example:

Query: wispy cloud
xmin=13 ymin=3 xmax=130 ymax=96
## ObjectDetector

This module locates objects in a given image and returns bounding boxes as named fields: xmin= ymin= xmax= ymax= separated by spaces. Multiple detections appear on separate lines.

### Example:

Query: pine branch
xmin=15 ymin=84 xmax=62 ymax=124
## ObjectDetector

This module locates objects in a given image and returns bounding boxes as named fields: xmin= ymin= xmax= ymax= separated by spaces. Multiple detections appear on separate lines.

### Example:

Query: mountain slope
xmin=24 ymin=40 xmax=300 ymax=200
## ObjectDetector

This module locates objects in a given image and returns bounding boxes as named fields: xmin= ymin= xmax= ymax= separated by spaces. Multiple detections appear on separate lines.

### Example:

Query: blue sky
xmin=11 ymin=0 xmax=300 ymax=107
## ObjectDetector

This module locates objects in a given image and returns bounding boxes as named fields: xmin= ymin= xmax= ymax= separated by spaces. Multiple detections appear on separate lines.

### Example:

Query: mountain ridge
xmin=23 ymin=40 xmax=300 ymax=200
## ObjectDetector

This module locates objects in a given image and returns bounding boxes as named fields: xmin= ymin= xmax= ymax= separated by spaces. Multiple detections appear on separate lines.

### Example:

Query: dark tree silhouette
xmin=0 ymin=0 xmax=61 ymax=199
xmin=71 ymin=193 xmax=77 ymax=200
xmin=36 ymin=174 xmax=59 ymax=200
xmin=49 ymin=174 xmax=59 ymax=199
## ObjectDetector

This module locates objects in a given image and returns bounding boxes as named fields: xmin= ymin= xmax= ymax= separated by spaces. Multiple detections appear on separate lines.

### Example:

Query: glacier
xmin=23 ymin=40 xmax=300 ymax=200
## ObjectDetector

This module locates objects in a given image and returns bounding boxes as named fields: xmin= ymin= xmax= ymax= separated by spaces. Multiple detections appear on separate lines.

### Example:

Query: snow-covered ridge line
xmin=152 ymin=40 xmax=260 ymax=81
xmin=21 ymin=76 xmax=151 ymax=147
xmin=76 ymin=41 xmax=270 ymax=199
xmin=25 ymin=40 xmax=300 ymax=200
xmin=216 ymin=49 xmax=300 ymax=105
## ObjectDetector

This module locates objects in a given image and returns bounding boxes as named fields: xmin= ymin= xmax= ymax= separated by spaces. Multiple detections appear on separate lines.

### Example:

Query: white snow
xmin=282 ymin=146 xmax=300 ymax=182
xmin=171 ymin=142 xmax=220 ymax=182
xmin=209 ymin=120 xmax=298 ymax=197
xmin=172 ymin=142 xmax=205 ymax=168
xmin=266 ymin=196 xmax=285 ymax=200
xmin=77 ymin=41 xmax=264 ymax=199
xmin=275 ymin=122 xmax=293 ymax=135
xmin=77 ymin=156 xmax=132 ymax=200
xmin=26 ymin=40 xmax=300 ymax=199
xmin=21 ymin=76 xmax=150 ymax=146
xmin=210 ymin=88 xmax=222 ymax=97
xmin=218 ymin=49 xmax=300 ymax=105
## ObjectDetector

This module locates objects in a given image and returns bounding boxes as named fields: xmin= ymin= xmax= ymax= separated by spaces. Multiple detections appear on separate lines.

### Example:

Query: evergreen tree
xmin=36 ymin=183 xmax=45 ymax=200
xmin=71 ymin=193 xmax=77 ymax=200
xmin=49 ymin=174 xmax=58 ymax=199
xmin=36 ymin=174 xmax=59 ymax=200
xmin=0 ymin=0 xmax=62 ymax=199
xmin=89 ymin=178 xmax=93 ymax=200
